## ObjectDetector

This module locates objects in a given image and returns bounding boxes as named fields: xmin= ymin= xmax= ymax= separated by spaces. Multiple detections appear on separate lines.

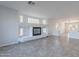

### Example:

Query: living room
xmin=0 ymin=1 xmax=79 ymax=57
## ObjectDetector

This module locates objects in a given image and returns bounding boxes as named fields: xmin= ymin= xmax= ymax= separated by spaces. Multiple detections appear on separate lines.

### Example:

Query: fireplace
xmin=33 ymin=27 xmax=41 ymax=36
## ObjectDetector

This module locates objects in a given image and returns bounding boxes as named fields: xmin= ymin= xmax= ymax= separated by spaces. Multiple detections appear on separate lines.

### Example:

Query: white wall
xmin=0 ymin=5 xmax=48 ymax=47
xmin=0 ymin=5 xmax=19 ymax=47
xmin=18 ymin=14 xmax=48 ymax=42
xmin=48 ymin=19 xmax=61 ymax=36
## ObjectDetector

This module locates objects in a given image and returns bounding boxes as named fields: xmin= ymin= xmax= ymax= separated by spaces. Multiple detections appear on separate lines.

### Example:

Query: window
xmin=19 ymin=15 xmax=23 ymax=23
xmin=68 ymin=24 xmax=78 ymax=31
xmin=42 ymin=20 xmax=47 ymax=25
xmin=19 ymin=28 xmax=24 ymax=36
xmin=43 ymin=28 xmax=47 ymax=34
xmin=28 ymin=17 xmax=40 ymax=24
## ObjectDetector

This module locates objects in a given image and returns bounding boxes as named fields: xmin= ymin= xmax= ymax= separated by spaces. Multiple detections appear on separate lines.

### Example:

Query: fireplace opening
xmin=33 ymin=27 xmax=41 ymax=36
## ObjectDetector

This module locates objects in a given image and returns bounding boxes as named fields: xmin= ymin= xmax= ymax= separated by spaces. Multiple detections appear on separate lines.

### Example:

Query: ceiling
xmin=0 ymin=1 xmax=79 ymax=19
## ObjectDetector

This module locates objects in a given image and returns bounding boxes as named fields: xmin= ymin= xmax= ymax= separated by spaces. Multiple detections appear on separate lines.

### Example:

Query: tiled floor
xmin=0 ymin=36 xmax=79 ymax=57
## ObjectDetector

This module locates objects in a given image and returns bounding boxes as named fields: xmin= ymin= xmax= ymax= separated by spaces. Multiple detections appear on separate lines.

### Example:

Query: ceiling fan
xmin=28 ymin=1 xmax=35 ymax=5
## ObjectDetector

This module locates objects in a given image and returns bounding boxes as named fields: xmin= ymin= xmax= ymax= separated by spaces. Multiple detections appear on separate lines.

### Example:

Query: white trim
xmin=0 ymin=41 xmax=18 ymax=47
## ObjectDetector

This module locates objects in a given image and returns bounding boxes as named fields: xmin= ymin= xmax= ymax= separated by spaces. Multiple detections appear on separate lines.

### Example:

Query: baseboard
xmin=69 ymin=37 xmax=79 ymax=40
xmin=0 ymin=35 xmax=49 ymax=47
xmin=0 ymin=41 xmax=18 ymax=48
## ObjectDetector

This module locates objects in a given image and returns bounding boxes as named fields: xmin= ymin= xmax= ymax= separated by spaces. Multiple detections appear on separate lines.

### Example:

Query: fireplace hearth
xmin=33 ymin=27 xmax=41 ymax=36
